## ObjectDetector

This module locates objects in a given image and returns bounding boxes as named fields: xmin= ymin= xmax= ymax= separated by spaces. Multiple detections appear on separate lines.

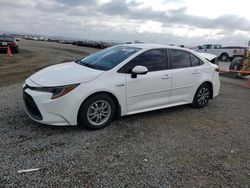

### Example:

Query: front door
xmin=123 ymin=49 xmax=172 ymax=113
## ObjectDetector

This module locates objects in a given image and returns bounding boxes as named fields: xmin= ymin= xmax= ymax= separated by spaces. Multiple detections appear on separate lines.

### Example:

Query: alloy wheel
xmin=87 ymin=100 xmax=111 ymax=126
xmin=197 ymin=87 xmax=210 ymax=106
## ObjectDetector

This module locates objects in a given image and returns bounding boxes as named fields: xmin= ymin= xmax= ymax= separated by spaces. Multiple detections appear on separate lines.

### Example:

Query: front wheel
xmin=78 ymin=94 xmax=116 ymax=130
xmin=192 ymin=84 xmax=211 ymax=108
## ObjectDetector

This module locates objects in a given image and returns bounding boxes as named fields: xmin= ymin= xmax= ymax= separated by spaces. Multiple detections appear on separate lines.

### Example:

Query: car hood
xmin=30 ymin=62 xmax=104 ymax=87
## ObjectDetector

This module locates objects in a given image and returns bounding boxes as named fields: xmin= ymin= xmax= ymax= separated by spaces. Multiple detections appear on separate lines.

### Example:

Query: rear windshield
xmin=79 ymin=46 xmax=141 ymax=71
xmin=0 ymin=36 xmax=14 ymax=42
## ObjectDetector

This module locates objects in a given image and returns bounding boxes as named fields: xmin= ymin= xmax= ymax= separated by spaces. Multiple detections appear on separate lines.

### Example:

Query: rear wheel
xmin=12 ymin=48 xmax=19 ymax=53
xmin=192 ymin=83 xmax=211 ymax=108
xmin=78 ymin=94 xmax=116 ymax=130
xmin=220 ymin=53 xmax=229 ymax=61
xmin=230 ymin=57 xmax=243 ymax=78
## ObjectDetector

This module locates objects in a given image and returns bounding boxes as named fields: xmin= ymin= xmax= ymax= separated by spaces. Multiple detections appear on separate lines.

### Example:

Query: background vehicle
xmin=23 ymin=44 xmax=220 ymax=130
xmin=229 ymin=47 xmax=250 ymax=77
xmin=0 ymin=35 xmax=19 ymax=53
xmin=196 ymin=44 xmax=245 ymax=61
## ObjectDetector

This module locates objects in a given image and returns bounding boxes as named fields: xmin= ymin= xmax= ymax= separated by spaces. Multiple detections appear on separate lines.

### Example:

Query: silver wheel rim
xmin=87 ymin=100 xmax=111 ymax=126
xmin=197 ymin=87 xmax=210 ymax=106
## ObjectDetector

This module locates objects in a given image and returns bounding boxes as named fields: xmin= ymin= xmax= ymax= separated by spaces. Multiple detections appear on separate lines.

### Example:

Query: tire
xmin=192 ymin=83 xmax=211 ymax=108
xmin=220 ymin=53 xmax=229 ymax=61
xmin=229 ymin=57 xmax=243 ymax=78
xmin=11 ymin=48 xmax=18 ymax=53
xmin=14 ymin=48 xmax=19 ymax=53
xmin=78 ymin=94 xmax=116 ymax=130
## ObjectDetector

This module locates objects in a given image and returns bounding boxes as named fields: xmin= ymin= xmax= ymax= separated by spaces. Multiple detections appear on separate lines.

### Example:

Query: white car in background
xmin=23 ymin=44 xmax=220 ymax=130
xmin=196 ymin=44 xmax=245 ymax=61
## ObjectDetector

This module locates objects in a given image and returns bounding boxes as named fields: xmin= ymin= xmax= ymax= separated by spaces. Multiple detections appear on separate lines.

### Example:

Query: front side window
xmin=78 ymin=46 xmax=141 ymax=71
xmin=0 ymin=36 xmax=14 ymax=42
xmin=170 ymin=49 xmax=191 ymax=69
xmin=206 ymin=45 xmax=212 ymax=49
xmin=201 ymin=45 xmax=212 ymax=49
xmin=214 ymin=45 xmax=221 ymax=49
xmin=124 ymin=49 xmax=167 ymax=73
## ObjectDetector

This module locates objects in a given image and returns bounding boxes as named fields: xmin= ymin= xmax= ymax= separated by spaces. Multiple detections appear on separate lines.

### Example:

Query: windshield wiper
xmin=81 ymin=62 xmax=95 ymax=69
xmin=77 ymin=61 xmax=108 ymax=71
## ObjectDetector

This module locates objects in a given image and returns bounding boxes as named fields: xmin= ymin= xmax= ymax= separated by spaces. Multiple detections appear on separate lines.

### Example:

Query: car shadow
xmin=22 ymin=104 xmax=191 ymax=133
xmin=114 ymin=104 xmax=192 ymax=124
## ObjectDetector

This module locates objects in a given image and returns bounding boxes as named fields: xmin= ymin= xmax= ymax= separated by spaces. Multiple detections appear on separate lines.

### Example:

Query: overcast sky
xmin=0 ymin=0 xmax=250 ymax=46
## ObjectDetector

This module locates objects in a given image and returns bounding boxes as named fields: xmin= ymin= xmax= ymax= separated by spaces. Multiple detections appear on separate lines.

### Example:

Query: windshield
xmin=78 ymin=46 xmax=141 ymax=70
xmin=0 ymin=36 xmax=14 ymax=42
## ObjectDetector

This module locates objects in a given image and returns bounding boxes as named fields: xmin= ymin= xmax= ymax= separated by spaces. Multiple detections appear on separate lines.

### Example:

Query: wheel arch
xmin=77 ymin=91 xmax=121 ymax=125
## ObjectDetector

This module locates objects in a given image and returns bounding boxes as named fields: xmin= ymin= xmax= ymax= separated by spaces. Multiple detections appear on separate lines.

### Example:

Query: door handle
xmin=162 ymin=74 xmax=172 ymax=79
xmin=116 ymin=83 xmax=125 ymax=87
xmin=192 ymin=70 xmax=200 ymax=74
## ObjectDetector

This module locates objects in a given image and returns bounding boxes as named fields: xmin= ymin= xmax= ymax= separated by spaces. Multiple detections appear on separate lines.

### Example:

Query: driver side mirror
xmin=131 ymin=65 xmax=148 ymax=78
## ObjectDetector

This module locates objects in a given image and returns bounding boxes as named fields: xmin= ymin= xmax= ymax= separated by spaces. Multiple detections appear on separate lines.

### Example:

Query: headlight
xmin=30 ymin=84 xmax=80 ymax=99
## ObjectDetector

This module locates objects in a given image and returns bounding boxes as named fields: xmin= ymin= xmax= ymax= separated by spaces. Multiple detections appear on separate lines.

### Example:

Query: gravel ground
xmin=0 ymin=41 xmax=250 ymax=187
xmin=0 ymin=76 xmax=250 ymax=187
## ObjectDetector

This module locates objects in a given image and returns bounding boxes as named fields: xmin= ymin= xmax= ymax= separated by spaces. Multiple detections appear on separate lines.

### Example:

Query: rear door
xmin=169 ymin=49 xmax=203 ymax=104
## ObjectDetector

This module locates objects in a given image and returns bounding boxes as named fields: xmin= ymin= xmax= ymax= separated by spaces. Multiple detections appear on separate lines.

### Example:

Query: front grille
xmin=23 ymin=90 xmax=43 ymax=120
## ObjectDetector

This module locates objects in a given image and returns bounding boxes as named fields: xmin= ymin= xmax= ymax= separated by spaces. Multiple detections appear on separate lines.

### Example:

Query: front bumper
xmin=22 ymin=80 xmax=77 ymax=126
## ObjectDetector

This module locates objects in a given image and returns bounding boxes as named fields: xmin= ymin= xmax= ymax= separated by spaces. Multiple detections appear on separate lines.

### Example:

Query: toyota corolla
xmin=23 ymin=44 xmax=220 ymax=130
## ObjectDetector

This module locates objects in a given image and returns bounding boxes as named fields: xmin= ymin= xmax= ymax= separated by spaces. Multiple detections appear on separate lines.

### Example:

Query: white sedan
xmin=23 ymin=44 xmax=220 ymax=129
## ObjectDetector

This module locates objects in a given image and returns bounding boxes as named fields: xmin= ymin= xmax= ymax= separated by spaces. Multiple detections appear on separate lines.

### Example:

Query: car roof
xmin=118 ymin=43 xmax=214 ymax=62
xmin=119 ymin=43 xmax=187 ymax=50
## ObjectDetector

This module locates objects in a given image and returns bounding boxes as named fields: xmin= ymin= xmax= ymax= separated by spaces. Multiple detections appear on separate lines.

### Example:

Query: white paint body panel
xmin=23 ymin=44 xmax=220 ymax=126
xmin=30 ymin=62 xmax=104 ymax=86
xmin=197 ymin=52 xmax=217 ymax=61
xmin=126 ymin=70 xmax=172 ymax=113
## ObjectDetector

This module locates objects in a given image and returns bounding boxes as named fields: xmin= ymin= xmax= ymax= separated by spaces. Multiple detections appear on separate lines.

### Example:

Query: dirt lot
xmin=0 ymin=40 xmax=98 ymax=87
xmin=0 ymin=40 xmax=250 ymax=187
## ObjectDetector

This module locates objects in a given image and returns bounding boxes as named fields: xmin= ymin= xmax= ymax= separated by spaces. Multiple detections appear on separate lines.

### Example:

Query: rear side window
xmin=170 ymin=49 xmax=191 ymax=69
xmin=190 ymin=54 xmax=200 ymax=66
xmin=189 ymin=53 xmax=204 ymax=66
xmin=124 ymin=49 xmax=167 ymax=72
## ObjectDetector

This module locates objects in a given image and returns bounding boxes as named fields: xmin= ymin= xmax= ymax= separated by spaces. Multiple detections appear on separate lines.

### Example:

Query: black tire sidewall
xmin=220 ymin=53 xmax=229 ymax=61
xmin=78 ymin=94 xmax=116 ymax=130
xmin=192 ymin=84 xmax=211 ymax=108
